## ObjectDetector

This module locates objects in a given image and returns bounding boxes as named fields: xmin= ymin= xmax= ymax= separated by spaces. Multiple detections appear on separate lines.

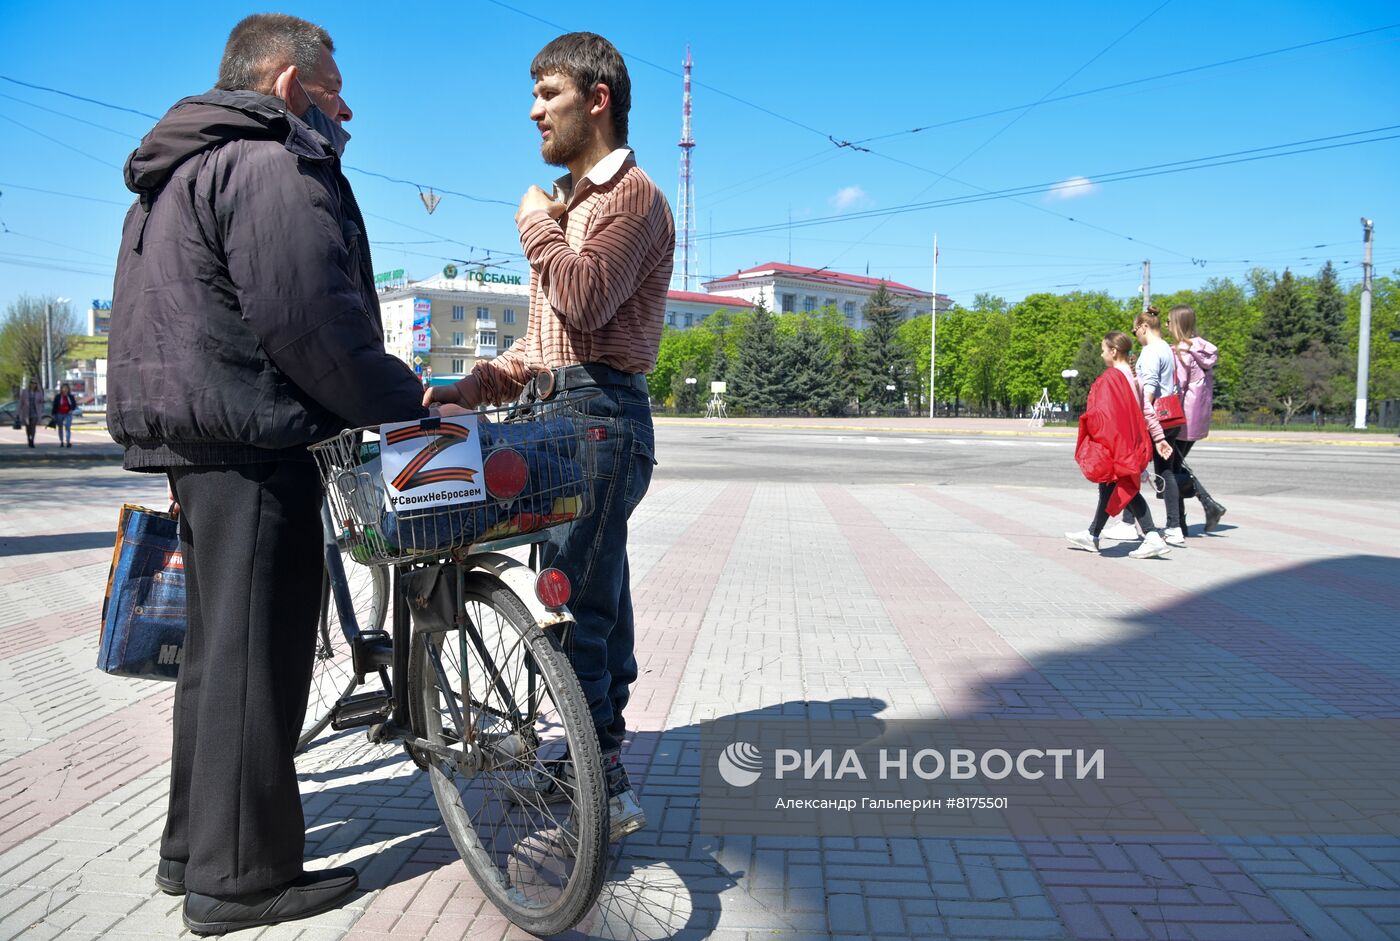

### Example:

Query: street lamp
xmin=1061 ymin=369 xmax=1079 ymax=419
xmin=44 ymin=297 xmax=70 ymax=392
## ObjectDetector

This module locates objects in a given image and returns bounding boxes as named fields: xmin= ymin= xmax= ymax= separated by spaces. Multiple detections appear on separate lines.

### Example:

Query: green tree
xmin=1241 ymin=269 xmax=1328 ymax=415
xmin=727 ymin=298 xmax=784 ymax=413
xmin=860 ymin=283 xmax=910 ymax=409
xmin=1345 ymin=273 xmax=1400 ymax=416
xmin=781 ymin=318 xmax=841 ymax=415
xmin=896 ymin=313 xmax=931 ymax=414
xmin=832 ymin=327 xmax=864 ymax=414
xmin=959 ymin=307 xmax=1012 ymax=413
xmin=649 ymin=326 xmax=716 ymax=403
xmin=1068 ymin=335 xmax=1104 ymax=414
xmin=670 ymin=359 xmax=703 ymax=413
xmin=0 ymin=295 xmax=80 ymax=396
xmin=1315 ymin=260 xmax=1346 ymax=355
xmin=1005 ymin=293 xmax=1067 ymax=409
xmin=932 ymin=306 xmax=973 ymax=414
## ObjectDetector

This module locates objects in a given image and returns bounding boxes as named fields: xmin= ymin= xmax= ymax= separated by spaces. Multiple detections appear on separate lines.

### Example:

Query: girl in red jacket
xmin=1066 ymin=331 xmax=1175 ymax=559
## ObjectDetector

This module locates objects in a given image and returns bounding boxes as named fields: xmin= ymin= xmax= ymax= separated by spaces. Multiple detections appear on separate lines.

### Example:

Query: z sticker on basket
xmin=378 ymin=415 xmax=486 ymax=511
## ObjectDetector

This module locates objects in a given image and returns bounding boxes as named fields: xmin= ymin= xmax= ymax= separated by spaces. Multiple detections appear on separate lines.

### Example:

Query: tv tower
xmin=674 ymin=46 xmax=696 ymax=291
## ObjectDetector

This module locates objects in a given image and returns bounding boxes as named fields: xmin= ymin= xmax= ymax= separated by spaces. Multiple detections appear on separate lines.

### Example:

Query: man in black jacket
xmin=107 ymin=14 xmax=426 ymax=935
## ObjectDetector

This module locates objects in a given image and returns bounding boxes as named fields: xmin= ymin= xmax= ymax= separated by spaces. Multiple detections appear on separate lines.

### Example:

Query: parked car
xmin=0 ymin=398 xmax=54 ymax=427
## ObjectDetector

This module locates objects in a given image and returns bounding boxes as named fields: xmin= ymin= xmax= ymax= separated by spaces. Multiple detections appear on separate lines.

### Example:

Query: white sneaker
xmin=1129 ymin=531 xmax=1172 ymax=559
xmin=1101 ymin=521 xmax=1142 ymax=541
xmin=1164 ymin=531 xmax=1186 ymax=548
xmin=559 ymin=789 xmax=647 ymax=855
xmin=1064 ymin=530 xmax=1099 ymax=553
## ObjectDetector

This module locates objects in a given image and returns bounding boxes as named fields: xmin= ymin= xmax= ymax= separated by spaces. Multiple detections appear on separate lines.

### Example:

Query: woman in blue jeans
xmin=51 ymin=382 xmax=78 ymax=448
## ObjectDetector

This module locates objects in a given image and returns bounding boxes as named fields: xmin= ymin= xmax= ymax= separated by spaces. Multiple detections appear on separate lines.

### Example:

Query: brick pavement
xmin=0 ymin=459 xmax=1398 ymax=940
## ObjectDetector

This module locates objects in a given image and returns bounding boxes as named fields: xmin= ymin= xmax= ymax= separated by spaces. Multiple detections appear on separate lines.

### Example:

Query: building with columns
xmin=379 ymin=275 xmax=758 ymax=380
xmin=702 ymin=262 xmax=949 ymax=329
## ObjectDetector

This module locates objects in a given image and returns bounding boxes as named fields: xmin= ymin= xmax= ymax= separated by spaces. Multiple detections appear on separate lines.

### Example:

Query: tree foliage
xmin=1 ymin=295 xmax=80 ymax=396
xmin=648 ymin=262 xmax=1399 ymax=424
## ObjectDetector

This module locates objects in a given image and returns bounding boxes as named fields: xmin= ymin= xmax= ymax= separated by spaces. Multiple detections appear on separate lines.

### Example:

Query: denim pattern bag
xmin=97 ymin=504 xmax=186 ymax=680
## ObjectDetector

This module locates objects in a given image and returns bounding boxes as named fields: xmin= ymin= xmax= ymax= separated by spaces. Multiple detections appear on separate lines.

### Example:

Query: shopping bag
xmin=97 ymin=504 xmax=185 ymax=680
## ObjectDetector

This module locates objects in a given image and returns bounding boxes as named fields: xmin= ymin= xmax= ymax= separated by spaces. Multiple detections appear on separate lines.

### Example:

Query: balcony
xmin=474 ymin=319 xmax=497 ymax=331
xmin=475 ymin=343 xmax=497 ymax=358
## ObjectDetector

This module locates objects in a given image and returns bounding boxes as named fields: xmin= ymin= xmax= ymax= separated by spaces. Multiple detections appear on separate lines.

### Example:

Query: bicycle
xmin=304 ymin=391 xmax=612 ymax=936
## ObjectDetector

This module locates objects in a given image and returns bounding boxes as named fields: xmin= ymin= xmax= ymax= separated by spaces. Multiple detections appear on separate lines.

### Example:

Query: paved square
xmin=2 ymin=420 xmax=1398 ymax=940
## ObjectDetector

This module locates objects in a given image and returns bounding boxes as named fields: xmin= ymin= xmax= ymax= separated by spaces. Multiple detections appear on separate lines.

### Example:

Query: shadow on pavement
xmin=0 ymin=530 xmax=117 ymax=557
xmin=292 ymin=555 xmax=1399 ymax=939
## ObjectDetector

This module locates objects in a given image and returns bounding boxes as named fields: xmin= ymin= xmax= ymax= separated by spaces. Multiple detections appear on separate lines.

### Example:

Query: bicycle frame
xmin=314 ymin=521 xmax=573 ymax=771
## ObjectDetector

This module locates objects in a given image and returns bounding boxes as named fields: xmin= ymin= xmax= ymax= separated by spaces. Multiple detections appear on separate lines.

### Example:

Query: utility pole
xmin=1355 ymin=217 xmax=1374 ymax=429
xmin=1141 ymin=259 xmax=1151 ymax=313
xmin=929 ymin=233 xmax=938 ymax=419
xmin=43 ymin=301 xmax=53 ymax=392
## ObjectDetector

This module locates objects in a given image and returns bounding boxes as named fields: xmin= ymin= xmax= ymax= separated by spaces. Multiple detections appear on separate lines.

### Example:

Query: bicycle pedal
xmin=331 ymin=689 xmax=391 ymax=730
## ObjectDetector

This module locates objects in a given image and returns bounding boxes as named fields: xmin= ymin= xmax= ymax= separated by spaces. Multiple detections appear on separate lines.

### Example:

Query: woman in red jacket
xmin=1066 ymin=331 xmax=1174 ymax=559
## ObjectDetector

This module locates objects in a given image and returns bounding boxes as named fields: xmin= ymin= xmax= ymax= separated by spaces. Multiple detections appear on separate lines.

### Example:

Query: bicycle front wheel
xmin=409 ymin=575 xmax=606 ymax=936
xmin=298 ymin=554 xmax=387 ymax=752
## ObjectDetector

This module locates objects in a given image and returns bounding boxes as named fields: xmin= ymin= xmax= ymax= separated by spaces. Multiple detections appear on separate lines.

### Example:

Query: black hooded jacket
xmin=107 ymin=89 xmax=426 ymax=470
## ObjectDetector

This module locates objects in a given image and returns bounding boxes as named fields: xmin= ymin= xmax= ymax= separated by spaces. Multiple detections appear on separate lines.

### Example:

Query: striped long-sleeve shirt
xmin=471 ymin=148 xmax=675 ymax=404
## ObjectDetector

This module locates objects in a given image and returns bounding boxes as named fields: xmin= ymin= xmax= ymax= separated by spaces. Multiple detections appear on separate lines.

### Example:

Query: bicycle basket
xmin=310 ymin=396 xmax=614 ymax=566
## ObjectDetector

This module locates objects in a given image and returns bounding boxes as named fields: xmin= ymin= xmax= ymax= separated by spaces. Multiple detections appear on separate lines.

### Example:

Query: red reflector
xmin=587 ymin=426 xmax=607 ymax=442
xmin=483 ymin=448 xmax=529 ymax=500
xmin=535 ymin=568 xmax=571 ymax=608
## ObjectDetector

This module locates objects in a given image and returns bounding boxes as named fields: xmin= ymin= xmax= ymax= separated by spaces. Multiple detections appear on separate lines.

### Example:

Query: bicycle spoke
xmin=416 ymin=587 xmax=604 ymax=924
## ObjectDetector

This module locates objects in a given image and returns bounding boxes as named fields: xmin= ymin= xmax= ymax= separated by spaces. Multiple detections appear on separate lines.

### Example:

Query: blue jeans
xmin=541 ymin=384 xmax=656 ymax=753
xmin=55 ymin=412 xmax=73 ymax=444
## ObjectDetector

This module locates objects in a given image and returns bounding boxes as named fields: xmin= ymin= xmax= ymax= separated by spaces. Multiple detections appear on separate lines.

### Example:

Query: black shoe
xmin=155 ymin=857 xmax=186 ymax=896
xmin=182 ymin=867 xmax=359 ymax=936
xmin=1204 ymin=502 xmax=1227 ymax=533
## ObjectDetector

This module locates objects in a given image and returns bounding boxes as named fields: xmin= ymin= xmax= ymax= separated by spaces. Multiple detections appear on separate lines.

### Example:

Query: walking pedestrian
xmin=107 ymin=13 xmax=426 ymax=934
xmin=17 ymin=379 xmax=42 ymax=448
xmin=1066 ymin=331 xmax=1174 ymax=559
xmin=1168 ymin=304 xmax=1227 ymax=533
xmin=424 ymin=32 xmax=674 ymax=844
xmin=52 ymin=382 xmax=77 ymax=448
xmin=1101 ymin=306 xmax=1186 ymax=546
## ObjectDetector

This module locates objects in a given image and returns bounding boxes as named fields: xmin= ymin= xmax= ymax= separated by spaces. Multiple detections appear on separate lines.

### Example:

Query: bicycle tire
xmin=297 ymin=553 xmax=387 ymax=753
xmin=409 ymin=574 xmax=606 ymax=936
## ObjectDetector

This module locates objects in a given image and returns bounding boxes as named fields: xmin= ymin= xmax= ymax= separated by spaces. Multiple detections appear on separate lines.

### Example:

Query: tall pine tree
xmin=727 ymin=298 xmax=784 ymax=413
xmin=1315 ymin=260 xmax=1346 ymax=355
xmin=861 ymin=282 xmax=910 ymax=409
xmin=781 ymin=317 xmax=841 ymax=415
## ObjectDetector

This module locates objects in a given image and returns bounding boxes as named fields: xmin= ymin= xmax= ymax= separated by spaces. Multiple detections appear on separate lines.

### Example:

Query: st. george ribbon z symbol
xmin=383 ymin=420 xmax=478 ymax=492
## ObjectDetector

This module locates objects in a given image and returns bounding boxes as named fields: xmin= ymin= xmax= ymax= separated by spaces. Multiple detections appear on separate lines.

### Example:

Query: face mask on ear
xmin=303 ymin=102 xmax=351 ymax=157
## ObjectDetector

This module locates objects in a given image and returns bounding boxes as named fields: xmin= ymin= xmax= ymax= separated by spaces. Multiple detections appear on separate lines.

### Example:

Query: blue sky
xmin=2 ymin=0 xmax=1398 ymax=320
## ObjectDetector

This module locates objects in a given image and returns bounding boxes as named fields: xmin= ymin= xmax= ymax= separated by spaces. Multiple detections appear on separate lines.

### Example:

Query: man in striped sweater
xmin=426 ymin=32 xmax=674 ymax=842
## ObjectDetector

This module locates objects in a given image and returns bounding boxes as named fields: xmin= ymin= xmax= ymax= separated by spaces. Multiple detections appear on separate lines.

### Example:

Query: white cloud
xmin=830 ymin=185 xmax=868 ymax=210
xmin=1046 ymin=176 xmax=1096 ymax=201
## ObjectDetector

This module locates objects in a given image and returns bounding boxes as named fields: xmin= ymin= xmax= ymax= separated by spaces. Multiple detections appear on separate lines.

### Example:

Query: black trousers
xmin=1121 ymin=425 xmax=1183 ymax=530
xmin=162 ymin=461 xmax=323 ymax=897
xmin=1090 ymin=482 xmax=1155 ymax=537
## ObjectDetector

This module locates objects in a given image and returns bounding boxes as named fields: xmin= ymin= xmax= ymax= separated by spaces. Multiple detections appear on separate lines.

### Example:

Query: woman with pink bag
xmin=1168 ymin=304 xmax=1228 ymax=534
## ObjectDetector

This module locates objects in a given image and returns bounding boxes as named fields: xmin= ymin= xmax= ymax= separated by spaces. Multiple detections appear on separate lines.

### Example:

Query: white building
xmin=380 ymin=274 xmax=530 ymax=382
xmin=379 ymin=273 xmax=769 ymax=379
xmin=664 ymin=290 xmax=752 ymax=329
xmin=702 ymin=262 xmax=949 ymax=329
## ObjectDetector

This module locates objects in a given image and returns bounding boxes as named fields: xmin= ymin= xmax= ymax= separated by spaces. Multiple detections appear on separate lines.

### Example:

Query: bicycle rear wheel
xmin=409 ymin=574 xmax=606 ymax=936
xmin=298 ymin=552 xmax=387 ymax=752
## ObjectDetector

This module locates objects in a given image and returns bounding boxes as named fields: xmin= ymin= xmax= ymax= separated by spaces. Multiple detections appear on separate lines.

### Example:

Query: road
xmin=653 ymin=420 xmax=1400 ymax=499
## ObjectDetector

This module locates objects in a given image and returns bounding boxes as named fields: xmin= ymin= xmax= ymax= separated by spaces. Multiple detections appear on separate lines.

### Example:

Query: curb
xmin=653 ymin=418 xmax=1400 ymax=448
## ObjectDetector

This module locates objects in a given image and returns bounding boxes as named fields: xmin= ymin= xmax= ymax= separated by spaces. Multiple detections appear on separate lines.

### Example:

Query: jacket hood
xmin=1188 ymin=336 xmax=1219 ymax=369
xmin=124 ymin=89 xmax=316 ymax=197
